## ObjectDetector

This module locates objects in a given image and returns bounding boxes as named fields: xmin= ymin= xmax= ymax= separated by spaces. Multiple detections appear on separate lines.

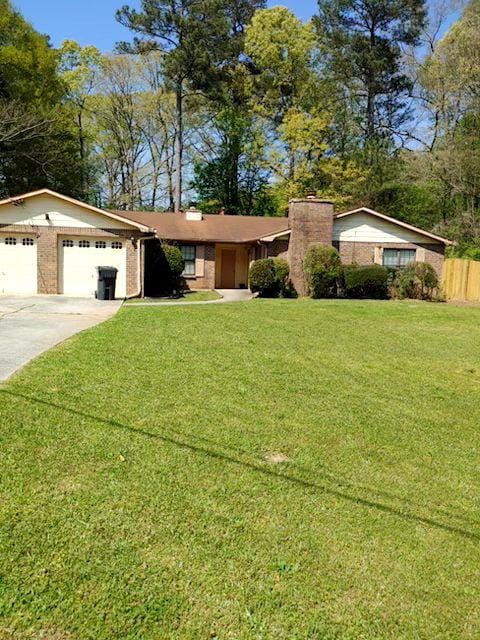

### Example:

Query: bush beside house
xmin=249 ymin=259 xmax=278 ymax=297
xmin=249 ymin=258 xmax=295 ymax=298
xmin=396 ymin=262 xmax=439 ymax=300
xmin=343 ymin=265 xmax=389 ymax=299
xmin=146 ymin=242 xmax=185 ymax=297
xmin=303 ymin=244 xmax=343 ymax=299
xmin=250 ymin=246 xmax=440 ymax=302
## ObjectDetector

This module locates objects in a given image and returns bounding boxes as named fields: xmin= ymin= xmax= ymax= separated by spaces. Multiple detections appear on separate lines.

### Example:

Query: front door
xmin=220 ymin=249 xmax=236 ymax=288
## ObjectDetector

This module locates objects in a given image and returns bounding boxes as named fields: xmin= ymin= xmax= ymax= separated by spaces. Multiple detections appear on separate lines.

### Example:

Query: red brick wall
xmin=335 ymin=241 xmax=445 ymax=277
xmin=0 ymin=224 xmax=144 ymax=296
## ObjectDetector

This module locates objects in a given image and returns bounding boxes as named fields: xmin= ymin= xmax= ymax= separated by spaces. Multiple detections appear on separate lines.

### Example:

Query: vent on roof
xmin=185 ymin=206 xmax=203 ymax=221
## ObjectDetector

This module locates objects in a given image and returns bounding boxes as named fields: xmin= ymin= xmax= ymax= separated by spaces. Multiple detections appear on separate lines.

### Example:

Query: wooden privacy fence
xmin=442 ymin=259 xmax=480 ymax=302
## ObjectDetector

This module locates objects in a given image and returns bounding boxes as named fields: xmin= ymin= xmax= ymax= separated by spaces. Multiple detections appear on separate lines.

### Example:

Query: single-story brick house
xmin=0 ymin=189 xmax=452 ymax=297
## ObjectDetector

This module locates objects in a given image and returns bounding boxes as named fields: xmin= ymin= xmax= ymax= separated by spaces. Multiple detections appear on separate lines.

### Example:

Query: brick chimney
xmin=287 ymin=196 xmax=334 ymax=296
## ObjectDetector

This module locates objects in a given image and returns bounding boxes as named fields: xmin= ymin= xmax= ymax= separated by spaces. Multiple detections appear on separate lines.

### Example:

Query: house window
xmin=111 ymin=241 xmax=123 ymax=250
xmin=62 ymin=239 xmax=74 ymax=248
xmin=382 ymin=249 xmax=416 ymax=268
xmin=5 ymin=237 xmax=17 ymax=245
xmin=180 ymin=245 xmax=196 ymax=276
xmin=95 ymin=241 xmax=107 ymax=249
xmin=22 ymin=238 xmax=34 ymax=246
xmin=79 ymin=240 xmax=90 ymax=248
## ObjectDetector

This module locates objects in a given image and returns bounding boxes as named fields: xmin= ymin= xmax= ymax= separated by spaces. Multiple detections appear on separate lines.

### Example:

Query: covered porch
xmin=214 ymin=243 xmax=254 ymax=289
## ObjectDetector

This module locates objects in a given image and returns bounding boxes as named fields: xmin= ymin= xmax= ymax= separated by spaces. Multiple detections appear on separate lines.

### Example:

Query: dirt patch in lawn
xmin=264 ymin=452 xmax=290 ymax=464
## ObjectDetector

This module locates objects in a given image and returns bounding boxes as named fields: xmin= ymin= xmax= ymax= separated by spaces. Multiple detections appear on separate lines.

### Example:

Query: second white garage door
xmin=59 ymin=237 xmax=127 ymax=298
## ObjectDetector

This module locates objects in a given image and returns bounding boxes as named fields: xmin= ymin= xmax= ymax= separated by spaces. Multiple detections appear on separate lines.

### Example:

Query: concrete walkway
xmin=0 ymin=296 xmax=121 ymax=382
xmin=128 ymin=289 xmax=253 ymax=307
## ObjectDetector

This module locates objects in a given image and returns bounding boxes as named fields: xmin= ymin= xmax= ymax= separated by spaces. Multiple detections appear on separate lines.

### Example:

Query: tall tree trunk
xmin=366 ymin=21 xmax=377 ymax=144
xmin=228 ymin=130 xmax=241 ymax=214
xmin=288 ymin=147 xmax=295 ymax=181
xmin=366 ymin=86 xmax=375 ymax=141
xmin=167 ymin=160 xmax=175 ymax=211
xmin=174 ymin=81 xmax=183 ymax=212
xmin=78 ymin=109 xmax=86 ymax=197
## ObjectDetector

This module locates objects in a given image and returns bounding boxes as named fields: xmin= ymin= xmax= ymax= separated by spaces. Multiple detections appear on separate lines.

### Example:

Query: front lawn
xmin=1 ymin=300 xmax=480 ymax=639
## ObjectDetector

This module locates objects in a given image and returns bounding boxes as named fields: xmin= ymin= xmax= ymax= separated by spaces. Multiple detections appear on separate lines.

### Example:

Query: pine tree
xmin=315 ymin=0 xmax=426 ymax=146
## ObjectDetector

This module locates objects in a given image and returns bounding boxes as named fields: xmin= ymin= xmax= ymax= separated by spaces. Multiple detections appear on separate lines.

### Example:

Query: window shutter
xmin=374 ymin=246 xmax=383 ymax=265
xmin=416 ymin=247 xmax=426 ymax=262
xmin=196 ymin=245 xmax=205 ymax=277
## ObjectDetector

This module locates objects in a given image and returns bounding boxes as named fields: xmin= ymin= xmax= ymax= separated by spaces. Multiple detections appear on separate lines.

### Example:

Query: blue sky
xmin=13 ymin=0 xmax=317 ymax=51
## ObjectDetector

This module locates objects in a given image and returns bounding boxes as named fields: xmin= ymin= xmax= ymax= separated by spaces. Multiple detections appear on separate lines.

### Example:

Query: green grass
xmin=1 ymin=299 xmax=480 ymax=639
xmin=125 ymin=290 xmax=221 ymax=304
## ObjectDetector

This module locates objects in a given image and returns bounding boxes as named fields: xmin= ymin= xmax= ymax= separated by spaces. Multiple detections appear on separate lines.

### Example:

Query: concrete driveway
xmin=0 ymin=296 xmax=122 ymax=382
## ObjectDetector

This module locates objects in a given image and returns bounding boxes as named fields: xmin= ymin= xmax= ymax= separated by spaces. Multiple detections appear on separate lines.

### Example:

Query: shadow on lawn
xmin=2 ymin=388 xmax=479 ymax=543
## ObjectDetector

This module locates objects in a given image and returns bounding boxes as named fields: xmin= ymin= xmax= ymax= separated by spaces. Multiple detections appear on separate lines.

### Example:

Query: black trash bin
xmin=96 ymin=266 xmax=118 ymax=300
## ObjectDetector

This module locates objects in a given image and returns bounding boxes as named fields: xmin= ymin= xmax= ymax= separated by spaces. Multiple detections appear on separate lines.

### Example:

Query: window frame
xmin=180 ymin=244 xmax=196 ymax=277
xmin=5 ymin=237 xmax=17 ymax=246
xmin=382 ymin=248 xmax=417 ymax=269
xmin=22 ymin=238 xmax=34 ymax=246
xmin=111 ymin=241 xmax=123 ymax=250
xmin=95 ymin=241 xmax=107 ymax=249
xmin=78 ymin=240 xmax=91 ymax=249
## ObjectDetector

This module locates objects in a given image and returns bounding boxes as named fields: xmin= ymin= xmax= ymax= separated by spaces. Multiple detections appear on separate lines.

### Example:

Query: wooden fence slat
xmin=467 ymin=262 xmax=480 ymax=302
xmin=442 ymin=258 xmax=480 ymax=302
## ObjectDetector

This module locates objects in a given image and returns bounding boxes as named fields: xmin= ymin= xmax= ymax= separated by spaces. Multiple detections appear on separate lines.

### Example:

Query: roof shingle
xmin=113 ymin=211 xmax=291 ymax=243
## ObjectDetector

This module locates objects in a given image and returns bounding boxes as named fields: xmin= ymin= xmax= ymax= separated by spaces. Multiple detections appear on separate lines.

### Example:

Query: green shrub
xmin=147 ymin=242 xmax=185 ymax=296
xmin=397 ymin=262 xmax=439 ymax=300
xmin=249 ymin=258 xmax=297 ymax=298
xmin=303 ymin=244 xmax=342 ymax=299
xmin=249 ymin=259 xmax=278 ymax=297
xmin=273 ymin=258 xmax=296 ymax=298
xmin=463 ymin=247 xmax=480 ymax=261
xmin=447 ymin=243 xmax=480 ymax=261
xmin=343 ymin=264 xmax=389 ymax=299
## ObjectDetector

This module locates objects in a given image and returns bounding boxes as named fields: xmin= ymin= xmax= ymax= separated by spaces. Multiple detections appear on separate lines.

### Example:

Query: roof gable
xmin=0 ymin=189 xmax=152 ymax=232
xmin=334 ymin=207 xmax=452 ymax=245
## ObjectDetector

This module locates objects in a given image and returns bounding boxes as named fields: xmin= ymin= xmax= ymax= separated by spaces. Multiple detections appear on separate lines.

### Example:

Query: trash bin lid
xmin=96 ymin=266 xmax=118 ymax=277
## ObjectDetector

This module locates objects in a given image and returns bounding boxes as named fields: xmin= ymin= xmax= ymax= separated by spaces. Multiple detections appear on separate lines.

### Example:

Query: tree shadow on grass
xmin=2 ymin=388 xmax=479 ymax=543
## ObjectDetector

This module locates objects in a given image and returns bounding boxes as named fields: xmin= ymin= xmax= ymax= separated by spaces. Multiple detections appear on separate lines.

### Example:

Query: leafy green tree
xmin=0 ymin=0 xmax=83 ymax=197
xmin=0 ymin=0 xmax=62 ymax=104
xmin=245 ymin=7 xmax=318 ymax=180
xmin=398 ymin=0 xmax=480 ymax=246
xmin=116 ymin=0 xmax=264 ymax=213
xmin=59 ymin=40 xmax=102 ymax=200
xmin=244 ymin=6 xmax=368 ymax=210
xmin=191 ymin=107 xmax=273 ymax=215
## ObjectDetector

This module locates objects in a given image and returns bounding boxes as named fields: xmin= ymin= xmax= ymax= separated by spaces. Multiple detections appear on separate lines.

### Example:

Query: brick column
xmin=37 ymin=229 xmax=59 ymax=294
xmin=126 ymin=238 xmax=139 ymax=297
xmin=287 ymin=197 xmax=334 ymax=296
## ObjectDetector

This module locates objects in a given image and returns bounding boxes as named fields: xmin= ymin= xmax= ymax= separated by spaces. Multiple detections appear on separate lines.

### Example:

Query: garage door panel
xmin=59 ymin=237 xmax=127 ymax=298
xmin=0 ymin=235 xmax=37 ymax=295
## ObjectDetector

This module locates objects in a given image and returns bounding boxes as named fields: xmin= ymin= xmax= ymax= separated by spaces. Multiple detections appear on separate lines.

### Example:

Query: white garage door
xmin=59 ymin=237 xmax=127 ymax=298
xmin=0 ymin=235 xmax=37 ymax=295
